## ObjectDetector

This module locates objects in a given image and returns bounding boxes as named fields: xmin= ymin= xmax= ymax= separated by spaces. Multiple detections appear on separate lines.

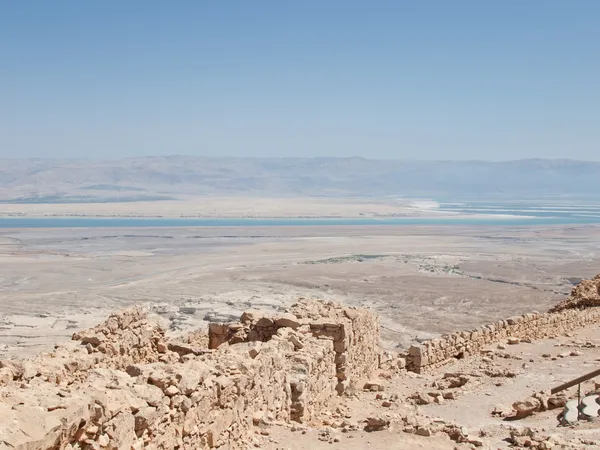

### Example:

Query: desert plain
xmin=2 ymin=222 xmax=599 ymax=358
xmin=3 ymin=216 xmax=600 ymax=449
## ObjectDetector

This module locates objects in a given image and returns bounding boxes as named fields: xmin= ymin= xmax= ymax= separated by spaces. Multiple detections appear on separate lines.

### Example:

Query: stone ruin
xmin=403 ymin=307 xmax=600 ymax=373
xmin=3 ymin=274 xmax=600 ymax=449
xmin=208 ymin=298 xmax=380 ymax=397
xmin=550 ymin=274 xmax=600 ymax=312
xmin=0 ymin=298 xmax=380 ymax=450
xmin=400 ymin=273 xmax=600 ymax=373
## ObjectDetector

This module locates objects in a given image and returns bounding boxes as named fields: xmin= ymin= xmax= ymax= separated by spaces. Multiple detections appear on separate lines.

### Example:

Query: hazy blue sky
xmin=1 ymin=1 xmax=599 ymax=160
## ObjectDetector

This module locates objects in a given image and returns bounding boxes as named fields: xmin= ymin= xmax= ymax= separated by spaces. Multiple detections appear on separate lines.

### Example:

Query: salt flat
xmin=1 ymin=224 xmax=600 ymax=357
xmin=0 ymin=196 xmax=431 ymax=218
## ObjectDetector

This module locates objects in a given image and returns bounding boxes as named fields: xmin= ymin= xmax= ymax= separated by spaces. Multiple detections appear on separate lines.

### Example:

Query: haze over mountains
xmin=1 ymin=156 xmax=599 ymax=202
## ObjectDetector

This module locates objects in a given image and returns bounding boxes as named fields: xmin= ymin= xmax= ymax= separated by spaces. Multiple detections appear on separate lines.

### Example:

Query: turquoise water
xmin=3 ymin=200 xmax=600 ymax=228
xmin=1 ymin=215 xmax=600 ymax=228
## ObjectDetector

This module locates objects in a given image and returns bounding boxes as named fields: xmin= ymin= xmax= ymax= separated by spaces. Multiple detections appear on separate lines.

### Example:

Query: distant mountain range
xmin=0 ymin=156 xmax=599 ymax=202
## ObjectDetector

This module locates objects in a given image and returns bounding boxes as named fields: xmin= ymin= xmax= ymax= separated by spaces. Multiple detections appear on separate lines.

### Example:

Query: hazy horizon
xmin=2 ymin=157 xmax=600 ymax=201
xmin=2 ymin=155 xmax=600 ymax=164
xmin=2 ymin=1 xmax=600 ymax=161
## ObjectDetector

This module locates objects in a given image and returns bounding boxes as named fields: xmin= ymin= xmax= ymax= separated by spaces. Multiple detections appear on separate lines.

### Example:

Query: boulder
xmin=548 ymin=392 xmax=568 ymax=409
xmin=104 ymin=412 xmax=135 ymax=450
xmin=512 ymin=397 xmax=541 ymax=419
xmin=364 ymin=416 xmax=390 ymax=432
xmin=133 ymin=384 xmax=164 ymax=407
xmin=274 ymin=314 xmax=302 ymax=329
xmin=363 ymin=380 xmax=385 ymax=392
xmin=134 ymin=407 xmax=159 ymax=432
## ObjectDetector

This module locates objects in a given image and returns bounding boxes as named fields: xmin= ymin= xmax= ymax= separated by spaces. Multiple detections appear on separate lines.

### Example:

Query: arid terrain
xmin=2 ymin=224 xmax=600 ymax=358
xmin=261 ymin=321 xmax=600 ymax=449
xmin=2 ymin=223 xmax=600 ymax=449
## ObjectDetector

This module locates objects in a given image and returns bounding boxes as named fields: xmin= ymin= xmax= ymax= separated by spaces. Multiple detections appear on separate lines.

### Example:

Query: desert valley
xmin=2 ymin=198 xmax=600 ymax=449
xmin=4 ymin=0 xmax=600 ymax=446
xmin=1 ymin=158 xmax=600 ymax=450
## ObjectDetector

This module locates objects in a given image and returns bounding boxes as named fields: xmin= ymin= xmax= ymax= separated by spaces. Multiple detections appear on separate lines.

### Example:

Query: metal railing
xmin=551 ymin=367 xmax=600 ymax=404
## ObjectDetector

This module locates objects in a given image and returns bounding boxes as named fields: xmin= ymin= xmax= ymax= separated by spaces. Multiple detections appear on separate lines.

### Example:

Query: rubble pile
xmin=0 ymin=299 xmax=381 ymax=449
xmin=509 ymin=390 xmax=568 ymax=419
xmin=507 ymin=427 xmax=595 ymax=449
xmin=4 ymin=274 xmax=600 ymax=449
xmin=550 ymin=274 xmax=600 ymax=312
xmin=208 ymin=298 xmax=380 ymax=395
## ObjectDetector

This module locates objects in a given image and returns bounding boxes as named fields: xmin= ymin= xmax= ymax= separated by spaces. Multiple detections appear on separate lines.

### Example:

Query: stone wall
xmin=290 ymin=298 xmax=381 ymax=394
xmin=405 ymin=308 xmax=600 ymax=373
xmin=0 ymin=299 xmax=380 ymax=450
xmin=209 ymin=298 xmax=380 ymax=395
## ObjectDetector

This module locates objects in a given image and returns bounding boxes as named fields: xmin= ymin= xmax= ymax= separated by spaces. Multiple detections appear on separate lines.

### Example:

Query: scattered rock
xmin=363 ymin=380 xmax=385 ymax=392
xmin=411 ymin=392 xmax=432 ymax=405
xmin=512 ymin=397 xmax=541 ymax=419
xmin=415 ymin=426 xmax=432 ymax=437
xmin=548 ymin=392 xmax=568 ymax=409
xmin=364 ymin=417 xmax=390 ymax=432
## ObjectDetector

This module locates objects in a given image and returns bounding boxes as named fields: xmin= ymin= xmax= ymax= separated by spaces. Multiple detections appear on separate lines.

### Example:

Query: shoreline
xmin=1 ymin=215 xmax=599 ymax=230
xmin=2 ymin=196 xmax=600 ymax=226
xmin=0 ymin=213 xmax=533 ymax=220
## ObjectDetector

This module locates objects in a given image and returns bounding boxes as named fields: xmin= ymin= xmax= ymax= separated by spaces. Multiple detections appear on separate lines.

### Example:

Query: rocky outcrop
xmin=0 ymin=299 xmax=380 ymax=450
xmin=550 ymin=274 xmax=600 ymax=312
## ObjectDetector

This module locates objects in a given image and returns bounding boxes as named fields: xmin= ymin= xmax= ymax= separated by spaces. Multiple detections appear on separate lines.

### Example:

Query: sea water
xmin=2 ymin=201 xmax=600 ymax=228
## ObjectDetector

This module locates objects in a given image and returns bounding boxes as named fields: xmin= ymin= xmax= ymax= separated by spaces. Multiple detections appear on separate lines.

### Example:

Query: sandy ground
xmin=261 ymin=324 xmax=600 ymax=449
xmin=1 ymin=224 xmax=600 ymax=359
xmin=0 ymin=197 xmax=441 ymax=218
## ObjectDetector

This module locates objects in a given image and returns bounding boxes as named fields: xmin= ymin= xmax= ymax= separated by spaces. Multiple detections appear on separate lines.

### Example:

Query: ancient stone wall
xmin=208 ymin=298 xmax=380 ymax=395
xmin=290 ymin=298 xmax=380 ymax=394
xmin=403 ymin=274 xmax=600 ymax=373
xmin=405 ymin=307 xmax=600 ymax=373
xmin=0 ymin=299 xmax=380 ymax=450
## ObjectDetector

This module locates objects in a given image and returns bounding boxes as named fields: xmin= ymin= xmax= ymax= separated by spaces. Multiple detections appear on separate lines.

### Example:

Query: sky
xmin=1 ymin=1 xmax=599 ymax=160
